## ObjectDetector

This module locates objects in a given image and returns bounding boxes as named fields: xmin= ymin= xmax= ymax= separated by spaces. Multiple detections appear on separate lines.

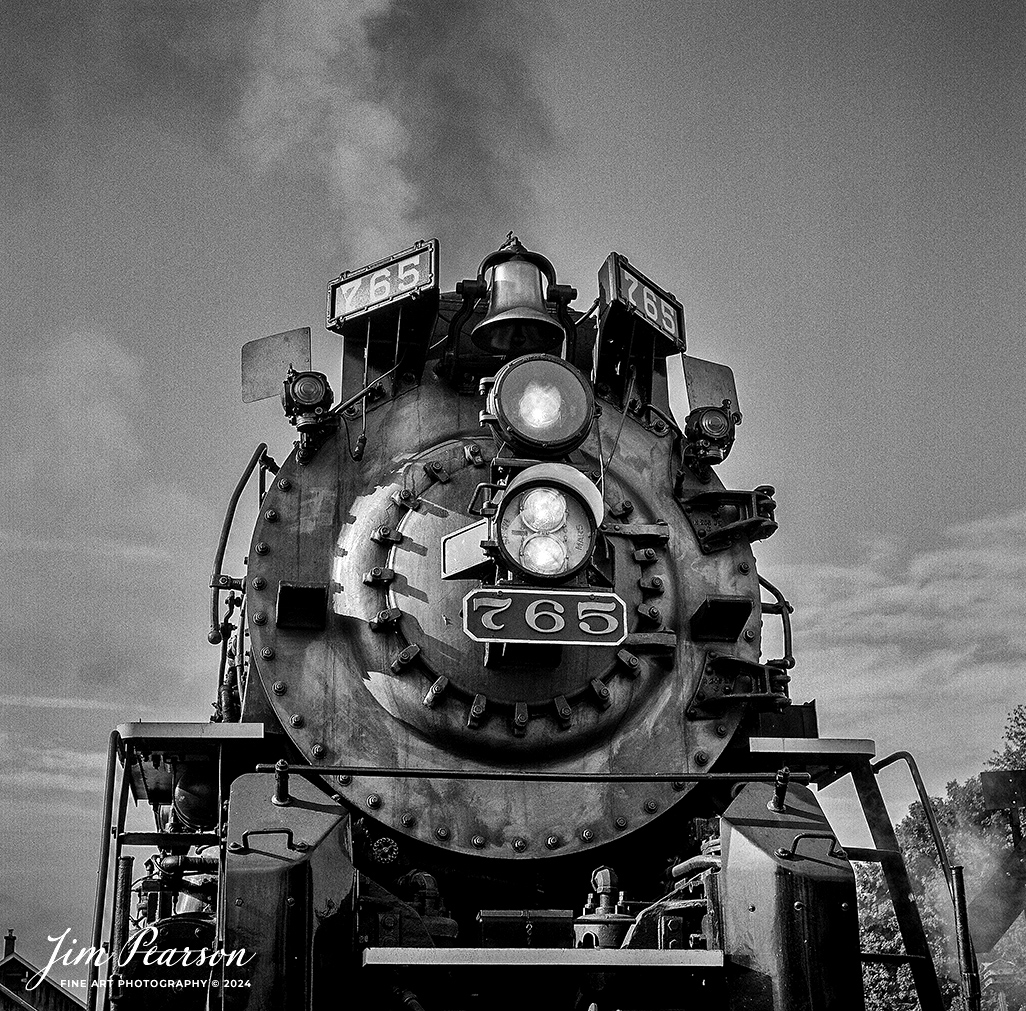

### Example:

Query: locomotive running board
xmin=363 ymin=948 xmax=723 ymax=968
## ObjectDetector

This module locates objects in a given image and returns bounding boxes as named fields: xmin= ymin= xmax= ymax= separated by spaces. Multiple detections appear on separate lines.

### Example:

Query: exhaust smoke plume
xmin=240 ymin=0 xmax=556 ymax=273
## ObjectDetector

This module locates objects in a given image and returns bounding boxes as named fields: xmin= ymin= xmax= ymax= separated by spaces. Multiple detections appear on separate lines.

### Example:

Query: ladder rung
xmin=844 ymin=846 xmax=901 ymax=863
xmin=860 ymin=952 xmax=928 ymax=965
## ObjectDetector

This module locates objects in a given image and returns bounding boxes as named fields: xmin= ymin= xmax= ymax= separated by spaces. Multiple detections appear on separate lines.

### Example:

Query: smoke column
xmin=240 ymin=0 xmax=556 ymax=273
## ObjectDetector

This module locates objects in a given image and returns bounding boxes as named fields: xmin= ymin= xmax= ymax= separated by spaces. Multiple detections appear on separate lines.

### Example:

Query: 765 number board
xmin=463 ymin=588 xmax=628 ymax=647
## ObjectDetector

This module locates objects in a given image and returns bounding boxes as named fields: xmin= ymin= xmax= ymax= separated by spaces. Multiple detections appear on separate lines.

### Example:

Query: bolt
xmin=252 ymin=576 xmax=267 ymax=590
xmin=261 ymin=646 xmax=275 ymax=660
xmin=615 ymin=816 xmax=628 ymax=830
xmin=435 ymin=826 xmax=450 ymax=841
xmin=278 ymin=478 xmax=292 ymax=491
xmin=580 ymin=828 xmax=595 ymax=843
xmin=644 ymin=548 xmax=656 ymax=560
xmin=264 ymin=509 xmax=279 ymax=522
xmin=748 ymin=904 xmax=756 ymax=913
xmin=286 ymin=897 xmax=295 ymax=907
xmin=738 ymin=561 xmax=750 ymax=574
xmin=472 ymin=834 xmax=486 ymax=848
xmin=841 ymin=902 xmax=850 ymax=911
xmin=644 ymin=799 xmax=658 ymax=814
xmin=671 ymin=780 xmax=686 ymax=791
xmin=235 ymin=898 xmax=243 ymax=907
xmin=227 ymin=842 xmax=243 ymax=853
xmin=512 ymin=837 xmax=527 ymax=852
xmin=382 ymin=914 xmax=396 ymax=929
xmin=743 ymin=629 xmax=756 ymax=642
xmin=337 ymin=775 xmax=352 ymax=786
xmin=651 ymin=576 xmax=663 ymax=590
xmin=612 ymin=523 xmax=621 ymax=532
xmin=694 ymin=751 xmax=709 ymax=766
xmin=776 ymin=847 xmax=790 ymax=858
xmin=401 ymin=813 xmax=416 ymax=827
xmin=331 ymin=794 xmax=341 ymax=803
xmin=398 ymin=489 xmax=411 ymax=501
xmin=312 ymin=744 xmax=325 ymax=758
xmin=794 ymin=901 xmax=804 ymax=911
xmin=253 ymin=611 xmax=267 ymax=625
xmin=546 ymin=835 xmax=560 ymax=849
xmin=289 ymin=714 xmax=304 ymax=728
xmin=647 ymin=606 xmax=661 ymax=621
xmin=255 ymin=542 xmax=269 ymax=555
xmin=367 ymin=794 xmax=382 ymax=809
xmin=716 ymin=724 xmax=728 ymax=737
xmin=272 ymin=681 xmax=287 ymax=695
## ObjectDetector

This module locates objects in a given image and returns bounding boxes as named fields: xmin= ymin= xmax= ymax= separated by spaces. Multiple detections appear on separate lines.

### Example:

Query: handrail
xmin=254 ymin=763 xmax=810 ymax=785
xmin=86 ymin=731 xmax=120 ymax=1011
xmin=873 ymin=750 xmax=980 ymax=1011
xmin=872 ymin=750 xmax=952 ymax=891
xmin=208 ymin=443 xmax=268 ymax=644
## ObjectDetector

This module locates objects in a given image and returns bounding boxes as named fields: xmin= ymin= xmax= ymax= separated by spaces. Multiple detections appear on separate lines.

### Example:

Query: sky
xmin=2 ymin=0 xmax=1024 ymax=972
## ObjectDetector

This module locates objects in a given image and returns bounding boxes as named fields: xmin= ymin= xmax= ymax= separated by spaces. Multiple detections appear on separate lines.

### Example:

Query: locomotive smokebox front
xmin=244 ymin=237 xmax=773 ymax=860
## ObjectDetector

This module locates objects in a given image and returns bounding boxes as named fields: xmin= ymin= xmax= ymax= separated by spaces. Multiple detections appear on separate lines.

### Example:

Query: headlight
xmin=694 ymin=406 xmax=731 ymax=439
xmin=485 ymin=354 xmax=595 ymax=456
xmin=290 ymin=372 xmax=331 ymax=407
xmin=520 ymin=487 xmax=567 ymax=532
xmin=493 ymin=464 xmax=605 ymax=582
xmin=282 ymin=369 xmax=334 ymax=427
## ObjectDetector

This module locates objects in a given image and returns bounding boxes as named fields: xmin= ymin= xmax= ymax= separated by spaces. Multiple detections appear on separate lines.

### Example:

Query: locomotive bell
xmin=472 ymin=249 xmax=564 ymax=354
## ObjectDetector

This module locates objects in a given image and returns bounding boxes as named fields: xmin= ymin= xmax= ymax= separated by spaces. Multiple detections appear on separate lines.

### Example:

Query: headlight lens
xmin=487 ymin=354 xmax=594 ymax=456
xmin=697 ymin=407 xmax=731 ymax=439
xmin=291 ymin=373 xmax=329 ymax=406
xmin=520 ymin=487 xmax=567 ymax=532
xmin=521 ymin=535 xmax=568 ymax=574
xmin=496 ymin=476 xmax=597 ymax=580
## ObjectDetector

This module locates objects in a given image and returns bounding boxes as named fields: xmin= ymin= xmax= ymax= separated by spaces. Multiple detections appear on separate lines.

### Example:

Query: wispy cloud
xmin=0 ymin=695 xmax=153 ymax=712
xmin=769 ymin=510 xmax=1026 ymax=785
xmin=0 ymin=741 xmax=108 ymax=796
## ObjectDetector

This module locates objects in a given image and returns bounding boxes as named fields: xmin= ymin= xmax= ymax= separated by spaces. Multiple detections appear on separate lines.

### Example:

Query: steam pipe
xmin=952 ymin=865 xmax=981 ymax=1011
xmin=110 ymin=856 xmax=133 ymax=963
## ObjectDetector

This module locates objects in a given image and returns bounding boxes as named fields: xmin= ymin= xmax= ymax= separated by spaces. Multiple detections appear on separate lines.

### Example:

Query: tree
xmin=857 ymin=706 xmax=1026 ymax=1010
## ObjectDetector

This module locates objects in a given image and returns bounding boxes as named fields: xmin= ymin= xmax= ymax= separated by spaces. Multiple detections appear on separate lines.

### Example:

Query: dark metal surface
xmin=981 ymin=769 xmax=1026 ymax=810
xmin=242 ymin=328 xmax=312 ymax=404
xmin=245 ymin=367 xmax=762 ymax=858
xmin=719 ymin=782 xmax=865 ymax=1010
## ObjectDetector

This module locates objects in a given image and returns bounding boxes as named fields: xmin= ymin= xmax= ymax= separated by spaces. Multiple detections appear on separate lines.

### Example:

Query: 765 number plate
xmin=463 ymin=588 xmax=628 ymax=647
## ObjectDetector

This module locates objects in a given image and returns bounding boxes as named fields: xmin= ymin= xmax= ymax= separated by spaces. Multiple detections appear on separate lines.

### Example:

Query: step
xmin=363 ymin=948 xmax=724 ymax=969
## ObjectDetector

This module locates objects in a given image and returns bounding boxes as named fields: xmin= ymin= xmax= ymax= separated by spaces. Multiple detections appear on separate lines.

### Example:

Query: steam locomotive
xmin=87 ymin=234 xmax=974 ymax=1010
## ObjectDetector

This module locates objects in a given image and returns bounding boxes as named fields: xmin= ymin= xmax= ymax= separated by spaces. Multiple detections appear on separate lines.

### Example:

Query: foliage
xmin=857 ymin=705 xmax=1026 ymax=1010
